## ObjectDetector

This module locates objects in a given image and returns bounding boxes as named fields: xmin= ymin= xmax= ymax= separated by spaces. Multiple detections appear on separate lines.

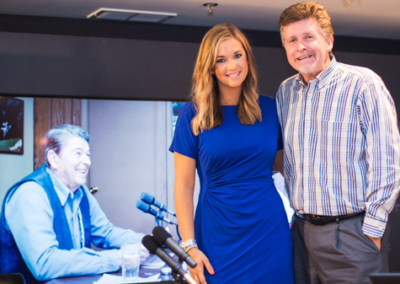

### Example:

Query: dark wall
xmin=1 ymin=14 xmax=399 ymax=103
xmin=1 ymin=31 xmax=400 ymax=107
xmin=0 ymin=32 xmax=198 ymax=100
xmin=1 ymin=14 xmax=400 ymax=272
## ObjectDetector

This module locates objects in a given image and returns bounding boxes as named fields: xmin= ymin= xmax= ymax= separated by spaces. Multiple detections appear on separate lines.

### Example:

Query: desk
xmin=45 ymin=267 xmax=179 ymax=284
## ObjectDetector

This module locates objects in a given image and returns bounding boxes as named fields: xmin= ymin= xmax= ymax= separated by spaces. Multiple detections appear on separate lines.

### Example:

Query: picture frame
xmin=0 ymin=97 xmax=24 ymax=155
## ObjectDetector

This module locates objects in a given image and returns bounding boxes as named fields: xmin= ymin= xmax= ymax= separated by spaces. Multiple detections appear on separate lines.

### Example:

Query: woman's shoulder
xmin=174 ymin=101 xmax=198 ymax=125
xmin=176 ymin=101 xmax=196 ymax=117
xmin=258 ymin=94 xmax=277 ymax=109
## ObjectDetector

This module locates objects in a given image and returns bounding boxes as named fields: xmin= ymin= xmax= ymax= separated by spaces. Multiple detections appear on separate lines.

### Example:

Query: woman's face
xmin=213 ymin=38 xmax=248 ymax=92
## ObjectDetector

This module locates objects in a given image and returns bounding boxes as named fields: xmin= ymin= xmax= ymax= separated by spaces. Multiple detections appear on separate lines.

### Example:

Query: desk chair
xmin=370 ymin=273 xmax=400 ymax=284
xmin=0 ymin=273 xmax=25 ymax=284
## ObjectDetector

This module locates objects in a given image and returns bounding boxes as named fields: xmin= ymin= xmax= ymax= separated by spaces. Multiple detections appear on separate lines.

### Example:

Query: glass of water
xmin=121 ymin=240 xmax=140 ymax=282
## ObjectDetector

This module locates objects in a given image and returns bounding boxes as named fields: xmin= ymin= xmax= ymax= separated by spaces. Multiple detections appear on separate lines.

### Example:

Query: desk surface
xmin=45 ymin=267 xmax=178 ymax=284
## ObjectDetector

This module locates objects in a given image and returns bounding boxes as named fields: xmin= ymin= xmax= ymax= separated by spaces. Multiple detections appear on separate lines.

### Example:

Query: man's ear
xmin=326 ymin=35 xmax=334 ymax=52
xmin=47 ymin=150 xmax=59 ymax=169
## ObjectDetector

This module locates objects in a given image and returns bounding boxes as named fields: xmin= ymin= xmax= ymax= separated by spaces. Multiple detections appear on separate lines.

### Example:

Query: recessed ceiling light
xmin=203 ymin=3 xmax=218 ymax=16
xmin=87 ymin=8 xmax=177 ymax=23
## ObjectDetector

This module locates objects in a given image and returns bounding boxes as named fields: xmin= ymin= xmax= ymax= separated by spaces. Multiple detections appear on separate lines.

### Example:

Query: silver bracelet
xmin=181 ymin=239 xmax=198 ymax=253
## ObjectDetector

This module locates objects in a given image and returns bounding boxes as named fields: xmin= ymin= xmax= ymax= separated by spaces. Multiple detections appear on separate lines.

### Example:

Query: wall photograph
xmin=0 ymin=97 xmax=24 ymax=155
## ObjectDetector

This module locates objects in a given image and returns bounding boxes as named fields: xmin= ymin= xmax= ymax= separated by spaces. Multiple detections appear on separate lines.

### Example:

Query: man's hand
xmin=140 ymin=243 xmax=150 ymax=262
xmin=118 ymin=242 xmax=150 ymax=268
xmin=367 ymin=235 xmax=382 ymax=251
xmin=117 ymin=249 xmax=122 ymax=267
xmin=139 ymin=235 xmax=150 ymax=262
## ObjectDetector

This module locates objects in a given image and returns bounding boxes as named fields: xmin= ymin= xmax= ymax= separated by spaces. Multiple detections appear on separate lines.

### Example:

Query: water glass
xmin=122 ymin=241 xmax=140 ymax=282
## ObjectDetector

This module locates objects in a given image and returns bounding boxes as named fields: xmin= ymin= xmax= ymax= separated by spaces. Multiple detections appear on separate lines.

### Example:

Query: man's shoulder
xmin=4 ymin=181 xmax=51 ymax=226
xmin=279 ymin=73 xmax=299 ymax=89
xmin=6 ymin=181 xmax=48 ymax=204
xmin=79 ymin=185 xmax=96 ymax=203
xmin=336 ymin=62 xmax=383 ymax=85
xmin=276 ymin=74 xmax=299 ymax=102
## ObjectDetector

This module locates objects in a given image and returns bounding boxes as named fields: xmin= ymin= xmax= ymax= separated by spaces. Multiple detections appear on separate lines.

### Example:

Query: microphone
xmin=140 ymin=192 xmax=176 ymax=216
xmin=136 ymin=200 xmax=177 ymax=225
xmin=142 ymin=235 xmax=196 ymax=284
xmin=153 ymin=226 xmax=197 ymax=269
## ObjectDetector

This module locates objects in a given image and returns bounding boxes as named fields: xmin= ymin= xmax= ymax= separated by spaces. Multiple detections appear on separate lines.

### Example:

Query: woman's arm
xmin=174 ymin=152 xmax=214 ymax=284
xmin=174 ymin=152 xmax=196 ymax=242
xmin=273 ymin=149 xmax=284 ymax=175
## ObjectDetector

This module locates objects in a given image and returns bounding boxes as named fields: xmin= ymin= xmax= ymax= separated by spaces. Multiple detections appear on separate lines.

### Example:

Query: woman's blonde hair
xmin=191 ymin=23 xmax=261 ymax=136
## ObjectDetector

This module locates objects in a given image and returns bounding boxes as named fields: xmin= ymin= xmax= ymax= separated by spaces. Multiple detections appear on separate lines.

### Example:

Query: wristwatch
xmin=181 ymin=239 xmax=198 ymax=253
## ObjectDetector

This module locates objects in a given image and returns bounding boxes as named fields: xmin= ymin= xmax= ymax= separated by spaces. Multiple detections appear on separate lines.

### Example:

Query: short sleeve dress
xmin=169 ymin=95 xmax=294 ymax=283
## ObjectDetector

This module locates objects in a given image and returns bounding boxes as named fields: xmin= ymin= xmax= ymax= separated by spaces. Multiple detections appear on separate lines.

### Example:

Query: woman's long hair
xmin=191 ymin=23 xmax=261 ymax=136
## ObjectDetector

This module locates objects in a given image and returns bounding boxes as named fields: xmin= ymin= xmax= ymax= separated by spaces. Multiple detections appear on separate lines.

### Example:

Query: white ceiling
xmin=2 ymin=0 xmax=400 ymax=40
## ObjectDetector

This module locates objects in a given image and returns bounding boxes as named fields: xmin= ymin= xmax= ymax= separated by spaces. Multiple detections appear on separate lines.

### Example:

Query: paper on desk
xmin=141 ymin=252 xmax=175 ymax=269
xmin=141 ymin=254 xmax=166 ymax=269
xmin=93 ymin=273 xmax=160 ymax=284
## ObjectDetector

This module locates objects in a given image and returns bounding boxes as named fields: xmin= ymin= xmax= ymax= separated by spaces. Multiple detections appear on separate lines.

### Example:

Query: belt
xmin=296 ymin=211 xmax=365 ymax=226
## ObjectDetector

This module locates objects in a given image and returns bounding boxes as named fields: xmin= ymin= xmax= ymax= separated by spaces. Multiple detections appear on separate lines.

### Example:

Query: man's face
xmin=282 ymin=17 xmax=333 ymax=84
xmin=52 ymin=136 xmax=91 ymax=192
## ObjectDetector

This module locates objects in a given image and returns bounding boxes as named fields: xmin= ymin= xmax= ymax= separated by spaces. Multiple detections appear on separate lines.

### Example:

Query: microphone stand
xmin=155 ymin=209 xmax=164 ymax=227
xmin=171 ymin=258 xmax=185 ymax=284
xmin=171 ymin=271 xmax=184 ymax=284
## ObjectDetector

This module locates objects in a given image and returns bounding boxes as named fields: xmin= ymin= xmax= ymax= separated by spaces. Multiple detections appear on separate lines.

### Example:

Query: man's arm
xmin=84 ymin=186 xmax=143 ymax=248
xmin=359 ymin=76 xmax=400 ymax=239
xmin=5 ymin=182 xmax=120 ymax=281
xmin=83 ymin=186 xmax=148 ymax=261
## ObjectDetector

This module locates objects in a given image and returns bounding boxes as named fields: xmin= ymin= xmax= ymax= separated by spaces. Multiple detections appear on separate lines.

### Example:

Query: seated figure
xmin=0 ymin=124 xmax=148 ymax=283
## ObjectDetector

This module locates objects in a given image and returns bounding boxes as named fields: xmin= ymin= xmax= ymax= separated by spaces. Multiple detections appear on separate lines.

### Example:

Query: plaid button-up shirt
xmin=276 ymin=57 xmax=400 ymax=237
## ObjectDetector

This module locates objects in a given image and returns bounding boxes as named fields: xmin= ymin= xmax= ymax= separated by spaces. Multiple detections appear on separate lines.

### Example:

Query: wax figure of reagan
xmin=170 ymin=23 xmax=294 ymax=284
xmin=0 ymin=124 xmax=149 ymax=283
xmin=276 ymin=2 xmax=400 ymax=283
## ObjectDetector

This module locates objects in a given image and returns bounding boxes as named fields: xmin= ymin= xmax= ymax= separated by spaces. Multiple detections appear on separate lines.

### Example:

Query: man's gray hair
xmin=44 ymin=124 xmax=90 ymax=166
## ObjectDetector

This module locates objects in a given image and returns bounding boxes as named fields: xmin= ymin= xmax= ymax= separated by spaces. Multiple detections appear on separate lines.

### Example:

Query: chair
xmin=370 ymin=273 xmax=400 ymax=284
xmin=0 ymin=273 xmax=26 ymax=284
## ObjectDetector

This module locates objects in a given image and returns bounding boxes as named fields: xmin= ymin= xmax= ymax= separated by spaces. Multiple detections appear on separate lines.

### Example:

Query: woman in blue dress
xmin=169 ymin=23 xmax=294 ymax=284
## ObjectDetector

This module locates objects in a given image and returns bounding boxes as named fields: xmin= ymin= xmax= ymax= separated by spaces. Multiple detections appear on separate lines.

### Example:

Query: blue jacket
xmin=0 ymin=165 xmax=91 ymax=284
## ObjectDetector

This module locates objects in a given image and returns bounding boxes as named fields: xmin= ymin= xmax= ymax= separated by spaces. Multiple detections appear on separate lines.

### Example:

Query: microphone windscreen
xmin=153 ymin=226 xmax=172 ymax=245
xmin=136 ymin=200 xmax=150 ymax=213
xmin=142 ymin=235 xmax=159 ymax=254
xmin=141 ymin=192 xmax=155 ymax=204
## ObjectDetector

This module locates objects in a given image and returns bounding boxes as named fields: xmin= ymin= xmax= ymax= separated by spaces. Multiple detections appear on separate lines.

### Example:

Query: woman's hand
xmin=188 ymin=247 xmax=215 ymax=284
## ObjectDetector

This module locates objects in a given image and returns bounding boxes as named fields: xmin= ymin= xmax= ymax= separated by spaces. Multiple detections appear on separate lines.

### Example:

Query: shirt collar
xmin=296 ymin=56 xmax=338 ymax=87
xmin=46 ymin=167 xmax=83 ymax=207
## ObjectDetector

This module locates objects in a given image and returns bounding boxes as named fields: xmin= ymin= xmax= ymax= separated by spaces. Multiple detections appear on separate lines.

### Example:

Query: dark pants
xmin=292 ymin=213 xmax=390 ymax=284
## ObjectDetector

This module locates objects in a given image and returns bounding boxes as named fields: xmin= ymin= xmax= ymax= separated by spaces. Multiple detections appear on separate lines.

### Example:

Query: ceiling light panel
xmin=87 ymin=8 xmax=177 ymax=23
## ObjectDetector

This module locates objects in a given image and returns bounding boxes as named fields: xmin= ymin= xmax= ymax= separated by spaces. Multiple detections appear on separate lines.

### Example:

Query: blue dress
xmin=169 ymin=95 xmax=294 ymax=283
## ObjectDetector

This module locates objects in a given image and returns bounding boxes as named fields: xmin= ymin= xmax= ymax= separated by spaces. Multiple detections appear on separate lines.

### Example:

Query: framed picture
xmin=0 ymin=97 xmax=24 ymax=155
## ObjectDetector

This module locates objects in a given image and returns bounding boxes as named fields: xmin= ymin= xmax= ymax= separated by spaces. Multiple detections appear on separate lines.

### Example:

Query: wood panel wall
xmin=34 ymin=98 xmax=81 ymax=169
